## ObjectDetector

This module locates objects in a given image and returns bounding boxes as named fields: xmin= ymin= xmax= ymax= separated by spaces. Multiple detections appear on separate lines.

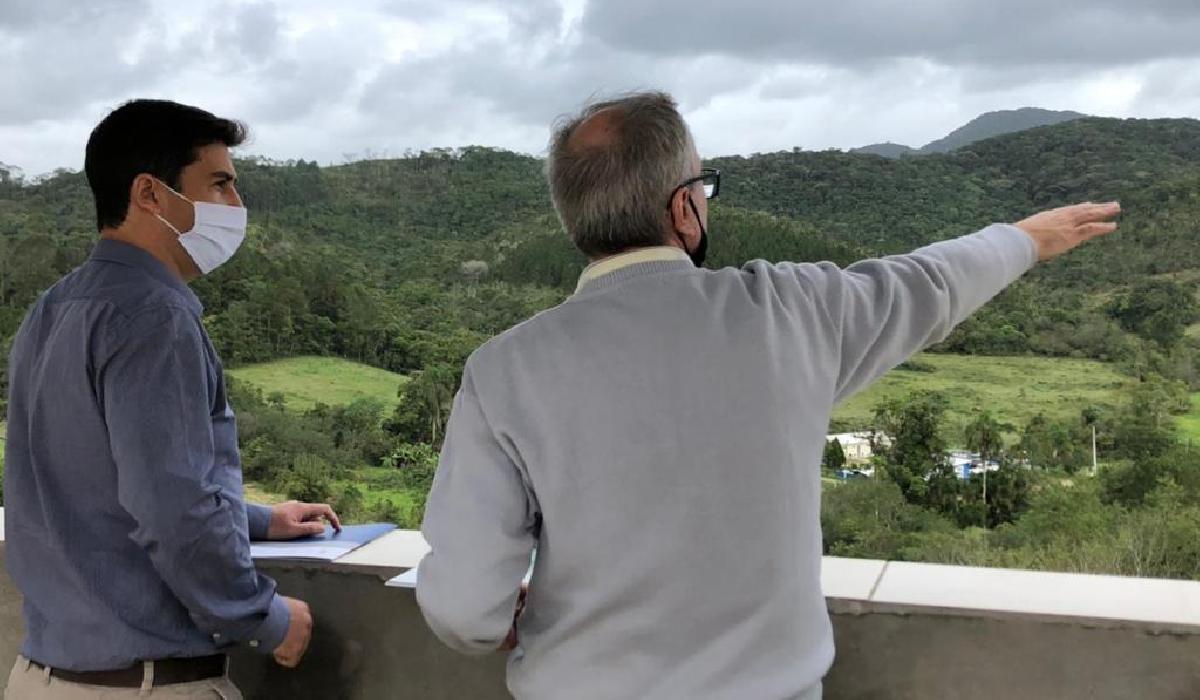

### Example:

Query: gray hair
xmin=546 ymin=91 xmax=696 ymax=258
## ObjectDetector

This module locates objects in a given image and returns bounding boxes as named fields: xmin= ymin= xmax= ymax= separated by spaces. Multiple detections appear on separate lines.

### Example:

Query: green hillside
xmin=227 ymin=356 xmax=407 ymax=412
xmin=6 ymin=116 xmax=1200 ymax=578
xmin=832 ymin=354 xmax=1132 ymax=438
xmin=919 ymin=107 xmax=1088 ymax=154
xmin=712 ymin=118 xmax=1200 ymax=254
xmin=4 ymin=117 xmax=1200 ymax=430
xmin=3 ymin=117 xmax=1200 ymax=459
xmin=853 ymin=107 xmax=1087 ymax=157
xmin=1176 ymin=394 xmax=1200 ymax=443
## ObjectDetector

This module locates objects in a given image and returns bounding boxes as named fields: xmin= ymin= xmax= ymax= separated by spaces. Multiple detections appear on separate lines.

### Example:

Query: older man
xmin=4 ymin=100 xmax=338 ymax=699
xmin=416 ymin=91 xmax=1119 ymax=699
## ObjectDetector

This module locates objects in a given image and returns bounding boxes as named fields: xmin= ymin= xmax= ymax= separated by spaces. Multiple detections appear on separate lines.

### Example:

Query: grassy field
xmin=198 ymin=356 xmax=419 ymax=523
xmin=350 ymin=465 xmax=422 ymax=513
xmin=227 ymin=356 xmax=407 ymax=412
xmin=242 ymin=482 xmax=287 ymax=505
xmin=832 ymin=353 xmax=1133 ymax=437
xmin=1176 ymin=394 xmax=1200 ymax=443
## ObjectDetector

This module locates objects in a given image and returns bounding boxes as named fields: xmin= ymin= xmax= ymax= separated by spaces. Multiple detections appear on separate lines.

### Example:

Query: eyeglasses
xmin=676 ymin=167 xmax=721 ymax=201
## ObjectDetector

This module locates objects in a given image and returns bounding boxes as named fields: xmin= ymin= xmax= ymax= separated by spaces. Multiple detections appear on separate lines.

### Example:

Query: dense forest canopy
xmin=3 ymin=117 xmax=1198 ymax=381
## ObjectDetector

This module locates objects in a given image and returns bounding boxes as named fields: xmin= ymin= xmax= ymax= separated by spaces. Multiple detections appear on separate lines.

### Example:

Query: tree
xmin=821 ymin=478 xmax=956 ymax=559
xmin=281 ymin=454 xmax=335 ymax=503
xmin=963 ymin=411 xmax=1010 ymax=526
xmin=964 ymin=463 xmax=1030 ymax=529
xmin=823 ymin=439 xmax=847 ymax=473
xmin=1100 ymin=445 xmax=1200 ymax=508
xmin=317 ymin=398 xmax=392 ymax=463
xmin=873 ymin=391 xmax=960 ymax=517
xmin=1107 ymin=279 xmax=1198 ymax=349
xmin=334 ymin=484 xmax=365 ymax=522
xmin=1018 ymin=412 xmax=1092 ymax=473
xmin=386 ymin=364 xmax=462 ymax=446
xmin=1111 ymin=480 xmax=1200 ymax=579
xmin=1018 ymin=413 xmax=1054 ymax=470
xmin=1111 ymin=376 xmax=1180 ymax=460
xmin=370 ymin=497 xmax=403 ymax=525
xmin=964 ymin=412 xmax=1006 ymax=465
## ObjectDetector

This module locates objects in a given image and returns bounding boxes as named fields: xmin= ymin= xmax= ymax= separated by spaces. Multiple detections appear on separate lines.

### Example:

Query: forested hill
xmin=921 ymin=107 xmax=1088 ymax=153
xmin=716 ymin=118 xmax=1200 ymax=254
xmin=854 ymin=107 xmax=1088 ymax=157
xmin=2 ymin=116 xmax=1199 ymax=406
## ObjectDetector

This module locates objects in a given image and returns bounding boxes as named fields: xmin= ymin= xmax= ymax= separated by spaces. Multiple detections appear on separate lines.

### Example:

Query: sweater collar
xmin=575 ymin=246 xmax=692 ymax=293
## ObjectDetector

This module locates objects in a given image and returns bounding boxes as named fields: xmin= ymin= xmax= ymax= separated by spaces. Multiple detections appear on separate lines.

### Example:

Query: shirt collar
xmin=90 ymin=239 xmax=203 ymax=315
xmin=575 ymin=246 xmax=692 ymax=293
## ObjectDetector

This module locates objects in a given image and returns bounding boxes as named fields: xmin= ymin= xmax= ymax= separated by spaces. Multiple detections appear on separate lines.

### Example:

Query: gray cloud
xmin=0 ymin=0 xmax=141 ymax=30
xmin=0 ymin=0 xmax=181 ymax=125
xmin=381 ymin=0 xmax=563 ymax=35
xmin=358 ymin=11 xmax=776 ymax=152
xmin=2 ymin=0 xmax=1199 ymax=176
xmin=216 ymin=2 xmax=283 ymax=63
xmin=580 ymin=0 xmax=1200 ymax=68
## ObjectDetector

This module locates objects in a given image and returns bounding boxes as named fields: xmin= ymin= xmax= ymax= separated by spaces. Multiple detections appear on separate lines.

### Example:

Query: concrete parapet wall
xmin=1 ymin=538 xmax=1198 ymax=699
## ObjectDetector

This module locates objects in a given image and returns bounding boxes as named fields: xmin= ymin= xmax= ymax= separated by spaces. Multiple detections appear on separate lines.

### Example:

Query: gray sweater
xmin=417 ymin=224 xmax=1038 ymax=699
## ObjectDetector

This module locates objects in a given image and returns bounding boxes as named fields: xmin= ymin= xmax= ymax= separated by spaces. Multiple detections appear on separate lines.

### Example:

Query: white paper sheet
xmin=250 ymin=523 xmax=397 ymax=562
xmin=387 ymin=557 xmax=535 ymax=589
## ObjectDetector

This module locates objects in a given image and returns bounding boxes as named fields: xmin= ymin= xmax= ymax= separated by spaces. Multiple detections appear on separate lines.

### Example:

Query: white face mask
xmin=153 ymin=181 xmax=247 ymax=275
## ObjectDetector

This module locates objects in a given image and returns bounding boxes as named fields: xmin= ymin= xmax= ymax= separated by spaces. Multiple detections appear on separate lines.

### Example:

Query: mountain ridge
xmin=854 ymin=107 xmax=1090 ymax=158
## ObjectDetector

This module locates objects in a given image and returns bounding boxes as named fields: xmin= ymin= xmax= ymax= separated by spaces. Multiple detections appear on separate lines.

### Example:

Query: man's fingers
xmin=1080 ymin=201 xmax=1121 ymax=223
xmin=1079 ymin=221 xmax=1118 ymax=239
xmin=302 ymin=520 xmax=326 ymax=535
xmin=318 ymin=504 xmax=342 ymax=531
xmin=1065 ymin=204 xmax=1090 ymax=225
xmin=302 ymin=503 xmax=341 ymax=531
xmin=1065 ymin=201 xmax=1119 ymax=225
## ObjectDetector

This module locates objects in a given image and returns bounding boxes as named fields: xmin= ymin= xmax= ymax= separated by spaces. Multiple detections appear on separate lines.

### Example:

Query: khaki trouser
xmin=6 ymin=657 xmax=242 ymax=699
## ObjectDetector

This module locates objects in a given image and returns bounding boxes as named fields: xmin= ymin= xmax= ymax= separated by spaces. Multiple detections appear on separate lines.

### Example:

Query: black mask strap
xmin=683 ymin=194 xmax=708 ymax=268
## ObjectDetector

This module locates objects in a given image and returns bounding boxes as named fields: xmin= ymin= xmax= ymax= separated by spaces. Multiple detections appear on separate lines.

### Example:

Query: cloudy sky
xmin=3 ymin=0 xmax=1200 ymax=176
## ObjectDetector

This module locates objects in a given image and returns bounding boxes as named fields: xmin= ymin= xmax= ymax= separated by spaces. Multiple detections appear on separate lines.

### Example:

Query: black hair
xmin=84 ymin=99 xmax=247 ymax=231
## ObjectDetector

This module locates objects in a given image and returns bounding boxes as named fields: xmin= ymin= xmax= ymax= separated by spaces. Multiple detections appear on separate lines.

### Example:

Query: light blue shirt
xmin=3 ymin=239 xmax=288 ymax=671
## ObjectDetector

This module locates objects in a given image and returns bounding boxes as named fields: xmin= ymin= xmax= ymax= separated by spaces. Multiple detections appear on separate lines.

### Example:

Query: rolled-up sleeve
xmin=246 ymin=504 xmax=273 ymax=542
xmin=417 ymin=367 xmax=537 ymax=655
xmin=102 ymin=307 xmax=289 ymax=654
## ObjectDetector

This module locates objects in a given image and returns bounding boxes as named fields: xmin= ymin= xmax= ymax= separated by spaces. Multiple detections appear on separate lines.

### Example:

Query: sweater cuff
xmin=993 ymin=223 xmax=1039 ymax=272
xmin=247 ymin=594 xmax=291 ymax=655
xmin=246 ymin=503 xmax=273 ymax=542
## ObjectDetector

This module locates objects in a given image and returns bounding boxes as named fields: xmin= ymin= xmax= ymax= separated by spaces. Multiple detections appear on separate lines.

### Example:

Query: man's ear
xmin=668 ymin=187 xmax=692 ymax=236
xmin=129 ymin=174 xmax=163 ymax=216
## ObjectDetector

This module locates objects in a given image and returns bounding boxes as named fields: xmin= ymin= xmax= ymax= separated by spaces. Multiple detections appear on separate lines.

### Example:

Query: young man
xmin=3 ymin=99 xmax=339 ymax=699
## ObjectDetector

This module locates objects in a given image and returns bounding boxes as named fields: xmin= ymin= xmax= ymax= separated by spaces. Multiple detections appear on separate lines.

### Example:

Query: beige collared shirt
xmin=574 ymin=246 xmax=691 ymax=293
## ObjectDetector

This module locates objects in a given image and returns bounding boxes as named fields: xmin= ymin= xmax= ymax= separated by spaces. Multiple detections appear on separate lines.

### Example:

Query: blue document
xmin=251 ymin=523 xmax=397 ymax=561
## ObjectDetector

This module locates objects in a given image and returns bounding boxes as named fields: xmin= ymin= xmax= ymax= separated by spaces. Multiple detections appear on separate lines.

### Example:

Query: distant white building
xmin=948 ymin=451 xmax=1000 ymax=480
xmin=826 ymin=432 xmax=888 ymax=464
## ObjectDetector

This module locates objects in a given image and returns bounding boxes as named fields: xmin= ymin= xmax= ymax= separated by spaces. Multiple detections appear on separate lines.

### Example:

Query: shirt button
xmin=249 ymin=640 xmax=260 ymax=649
